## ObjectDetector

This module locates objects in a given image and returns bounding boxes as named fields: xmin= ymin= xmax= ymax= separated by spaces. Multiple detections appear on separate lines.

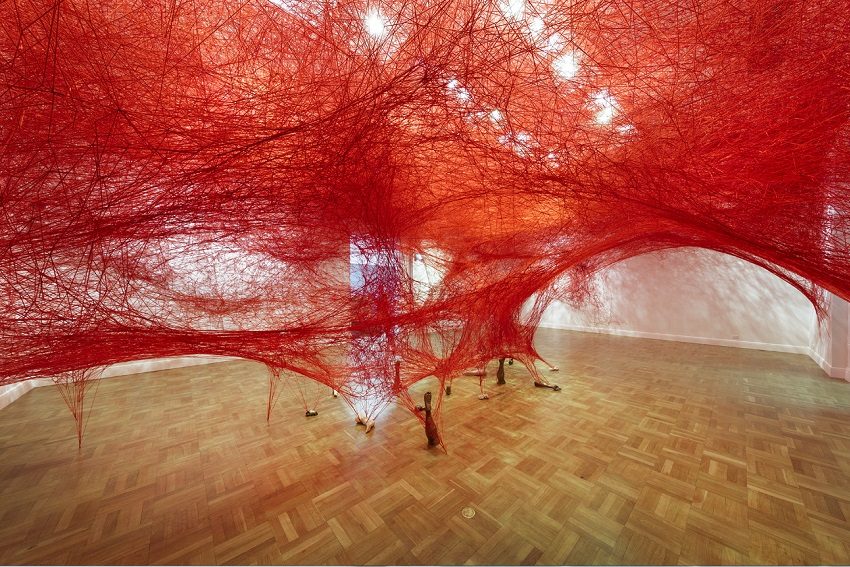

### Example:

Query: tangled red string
xmin=2 ymin=0 xmax=849 ymax=444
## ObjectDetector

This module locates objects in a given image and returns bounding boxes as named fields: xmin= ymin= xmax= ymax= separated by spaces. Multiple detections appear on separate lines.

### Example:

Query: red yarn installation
xmin=2 ymin=0 xmax=850 ymax=446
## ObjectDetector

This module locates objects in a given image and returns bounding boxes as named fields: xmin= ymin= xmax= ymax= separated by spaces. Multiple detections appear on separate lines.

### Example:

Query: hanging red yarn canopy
xmin=1 ymin=0 xmax=849 ymax=443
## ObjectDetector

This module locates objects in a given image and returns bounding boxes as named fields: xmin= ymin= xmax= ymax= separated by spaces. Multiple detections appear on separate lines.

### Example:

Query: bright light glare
xmin=364 ymin=9 xmax=387 ymax=38
xmin=528 ymin=16 xmax=545 ymax=37
xmin=489 ymin=109 xmax=503 ymax=123
xmin=447 ymin=78 xmax=471 ymax=103
xmin=543 ymin=32 xmax=565 ymax=54
xmin=553 ymin=52 xmax=579 ymax=80
xmin=268 ymin=0 xmax=300 ymax=14
xmin=593 ymin=90 xmax=617 ymax=124
xmin=499 ymin=0 xmax=525 ymax=20
xmin=499 ymin=130 xmax=534 ymax=157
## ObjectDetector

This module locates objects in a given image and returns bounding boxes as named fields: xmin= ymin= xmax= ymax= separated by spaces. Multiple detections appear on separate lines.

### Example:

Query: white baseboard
xmin=808 ymin=348 xmax=850 ymax=381
xmin=100 ymin=355 xmax=239 ymax=378
xmin=0 ymin=381 xmax=36 ymax=411
xmin=0 ymin=355 xmax=238 ymax=410
xmin=3 ymin=328 xmax=847 ymax=411
xmin=540 ymin=322 xmax=850 ymax=382
xmin=539 ymin=322 xmax=810 ymax=355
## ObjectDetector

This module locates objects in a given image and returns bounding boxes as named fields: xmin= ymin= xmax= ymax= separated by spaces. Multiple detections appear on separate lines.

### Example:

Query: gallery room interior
xmin=1 ymin=0 xmax=849 ymax=563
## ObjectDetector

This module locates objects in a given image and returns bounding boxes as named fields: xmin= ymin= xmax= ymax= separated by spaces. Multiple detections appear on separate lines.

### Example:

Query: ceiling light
xmin=364 ymin=9 xmax=387 ymax=38
xmin=499 ymin=0 xmax=525 ymax=21
xmin=553 ymin=52 xmax=579 ymax=80
xmin=593 ymin=90 xmax=617 ymax=124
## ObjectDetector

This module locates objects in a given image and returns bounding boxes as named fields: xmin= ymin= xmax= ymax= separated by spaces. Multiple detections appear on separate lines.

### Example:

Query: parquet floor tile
xmin=1 ymin=329 xmax=850 ymax=564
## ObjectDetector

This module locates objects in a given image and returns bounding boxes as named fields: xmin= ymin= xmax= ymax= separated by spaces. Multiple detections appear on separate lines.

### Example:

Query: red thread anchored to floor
xmin=1 ymin=0 xmax=848 ymax=445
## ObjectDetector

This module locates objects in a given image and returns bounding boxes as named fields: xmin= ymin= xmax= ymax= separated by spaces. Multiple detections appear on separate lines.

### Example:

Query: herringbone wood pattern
xmin=1 ymin=329 xmax=850 ymax=564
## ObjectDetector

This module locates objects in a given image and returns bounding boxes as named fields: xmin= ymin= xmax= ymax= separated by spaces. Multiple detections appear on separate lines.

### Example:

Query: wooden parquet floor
xmin=2 ymin=329 xmax=850 ymax=565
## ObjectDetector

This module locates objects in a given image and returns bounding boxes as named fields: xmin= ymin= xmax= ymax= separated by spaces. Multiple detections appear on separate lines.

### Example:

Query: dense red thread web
xmin=1 ymin=0 xmax=849 ymax=445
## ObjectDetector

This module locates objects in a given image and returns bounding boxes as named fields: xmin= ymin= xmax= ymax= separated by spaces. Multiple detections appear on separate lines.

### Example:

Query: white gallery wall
xmin=811 ymin=295 xmax=850 ymax=380
xmin=539 ymin=247 xmax=849 ymax=380
xmin=3 ymin=248 xmax=849 ymax=410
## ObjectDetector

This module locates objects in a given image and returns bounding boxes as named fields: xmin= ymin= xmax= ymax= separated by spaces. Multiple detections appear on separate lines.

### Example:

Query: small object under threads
xmin=355 ymin=412 xmax=376 ymax=432
xmin=305 ymin=409 xmax=318 ymax=417
xmin=422 ymin=391 xmax=440 ymax=446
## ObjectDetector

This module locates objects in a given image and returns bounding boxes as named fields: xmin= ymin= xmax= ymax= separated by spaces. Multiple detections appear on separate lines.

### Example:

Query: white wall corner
xmin=0 ymin=381 xmax=36 ymax=411
xmin=807 ymin=345 xmax=850 ymax=381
